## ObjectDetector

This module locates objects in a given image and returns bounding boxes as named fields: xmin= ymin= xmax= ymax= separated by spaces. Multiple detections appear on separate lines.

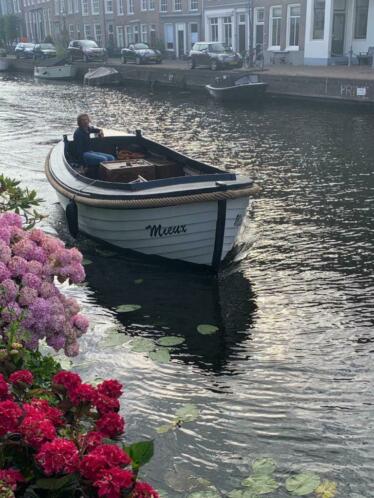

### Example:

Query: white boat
xmin=34 ymin=64 xmax=76 ymax=80
xmin=84 ymin=66 xmax=121 ymax=86
xmin=45 ymin=130 xmax=260 ymax=269
xmin=0 ymin=58 xmax=9 ymax=71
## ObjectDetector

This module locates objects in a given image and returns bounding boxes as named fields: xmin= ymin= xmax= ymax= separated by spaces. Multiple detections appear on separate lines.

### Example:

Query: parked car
xmin=121 ymin=43 xmax=162 ymax=65
xmin=33 ymin=43 xmax=57 ymax=59
xmin=15 ymin=43 xmax=35 ymax=59
xmin=68 ymin=40 xmax=107 ymax=62
xmin=189 ymin=42 xmax=242 ymax=70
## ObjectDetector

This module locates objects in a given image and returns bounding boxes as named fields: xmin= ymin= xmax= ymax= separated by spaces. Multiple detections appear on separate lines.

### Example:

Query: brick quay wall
xmin=8 ymin=58 xmax=374 ymax=106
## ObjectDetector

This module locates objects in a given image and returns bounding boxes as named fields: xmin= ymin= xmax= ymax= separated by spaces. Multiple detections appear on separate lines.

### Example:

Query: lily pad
xmin=228 ymin=491 xmax=259 ymax=498
xmin=175 ymin=403 xmax=199 ymax=422
xmin=131 ymin=338 xmax=156 ymax=353
xmin=315 ymin=481 xmax=337 ymax=498
xmin=116 ymin=304 xmax=142 ymax=313
xmin=57 ymin=358 xmax=73 ymax=370
xmin=149 ymin=348 xmax=171 ymax=363
xmin=187 ymin=491 xmax=221 ymax=498
xmin=156 ymin=423 xmax=175 ymax=434
xmin=82 ymin=258 xmax=93 ymax=265
xmin=241 ymin=475 xmax=279 ymax=495
xmin=134 ymin=278 xmax=144 ymax=284
xmin=100 ymin=333 xmax=130 ymax=348
xmin=156 ymin=336 xmax=185 ymax=347
xmin=164 ymin=469 xmax=202 ymax=493
xmin=285 ymin=472 xmax=320 ymax=496
xmin=197 ymin=324 xmax=219 ymax=335
xmin=252 ymin=458 xmax=277 ymax=475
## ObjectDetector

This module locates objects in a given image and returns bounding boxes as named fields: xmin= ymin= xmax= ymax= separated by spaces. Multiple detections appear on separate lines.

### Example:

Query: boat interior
xmin=212 ymin=74 xmax=261 ymax=88
xmin=63 ymin=133 xmax=238 ymax=190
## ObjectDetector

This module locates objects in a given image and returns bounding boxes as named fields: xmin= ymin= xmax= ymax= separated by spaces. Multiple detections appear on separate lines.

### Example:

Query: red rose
xmin=9 ymin=369 xmax=33 ymax=386
xmin=97 ymin=380 xmax=123 ymax=399
xmin=0 ymin=400 xmax=23 ymax=436
xmin=52 ymin=371 xmax=81 ymax=391
xmin=95 ymin=393 xmax=120 ymax=415
xmin=0 ymin=469 xmax=24 ymax=491
xmin=69 ymin=383 xmax=97 ymax=406
xmin=96 ymin=412 xmax=125 ymax=438
xmin=19 ymin=414 xmax=56 ymax=449
xmin=94 ymin=467 xmax=134 ymax=498
xmin=36 ymin=438 xmax=80 ymax=476
xmin=133 ymin=481 xmax=160 ymax=498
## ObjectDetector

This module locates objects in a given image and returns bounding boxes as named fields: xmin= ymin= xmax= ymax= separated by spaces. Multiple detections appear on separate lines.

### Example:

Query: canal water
xmin=0 ymin=74 xmax=373 ymax=497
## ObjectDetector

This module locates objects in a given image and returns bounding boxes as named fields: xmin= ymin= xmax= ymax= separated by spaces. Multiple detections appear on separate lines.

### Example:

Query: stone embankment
xmin=8 ymin=57 xmax=374 ymax=106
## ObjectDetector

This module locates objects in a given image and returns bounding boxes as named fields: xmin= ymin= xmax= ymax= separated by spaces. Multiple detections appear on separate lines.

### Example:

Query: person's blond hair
xmin=77 ymin=113 xmax=89 ymax=127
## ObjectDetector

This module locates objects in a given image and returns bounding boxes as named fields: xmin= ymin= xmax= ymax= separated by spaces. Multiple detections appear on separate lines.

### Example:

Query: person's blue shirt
xmin=73 ymin=125 xmax=100 ymax=162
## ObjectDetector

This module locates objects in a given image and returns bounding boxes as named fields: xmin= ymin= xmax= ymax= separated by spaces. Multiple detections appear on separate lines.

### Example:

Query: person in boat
xmin=73 ymin=113 xmax=115 ymax=167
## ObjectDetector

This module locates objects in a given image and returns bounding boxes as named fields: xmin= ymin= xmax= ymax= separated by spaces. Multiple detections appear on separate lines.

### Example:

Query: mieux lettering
xmin=145 ymin=224 xmax=187 ymax=237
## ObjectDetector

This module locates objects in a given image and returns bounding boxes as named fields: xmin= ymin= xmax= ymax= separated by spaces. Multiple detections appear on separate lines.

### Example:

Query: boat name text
xmin=145 ymin=224 xmax=187 ymax=237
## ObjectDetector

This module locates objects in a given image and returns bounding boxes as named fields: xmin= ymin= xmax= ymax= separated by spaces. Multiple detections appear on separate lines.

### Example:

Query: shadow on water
xmin=81 ymin=245 xmax=257 ymax=373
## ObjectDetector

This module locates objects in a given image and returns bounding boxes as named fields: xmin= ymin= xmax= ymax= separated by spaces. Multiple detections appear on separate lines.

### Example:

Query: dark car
xmin=189 ymin=42 xmax=242 ymax=70
xmin=121 ymin=43 xmax=162 ymax=65
xmin=68 ymin=40 xmax=107 ymax=62
xmin=33 ymin=43 xmax=57 ymax=59
xmin=15 ymin=43 xmax=35 ymax=59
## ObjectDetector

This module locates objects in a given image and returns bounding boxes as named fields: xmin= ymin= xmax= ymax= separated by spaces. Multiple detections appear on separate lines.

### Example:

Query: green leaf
xmin=100 ymin=333 xmax=131 ymax=348
xmin=156 ymin=336 xmax=185 ymax=347
xmin=35 ymin=474 xmax=78 ymax=491
xmin=251 ymin=458 xmax=277 ymax=475
xmin=187 ymin=492 xmax=221 ymax=498
xmin=149 ymin=348 xmax=171 ymax=363
xmin=228 ymin=491 xmax=259 ymax=498
xmin=134 ymin=278 xmax=144 ymax=284
xmin=123 ymin=440 xmax=154 ymax=469
xmin=285 ymin=472 xmax=321 ymax=496
xmin=315 ymin=480 xmax=337 ymax=498
xmin=241 ymin=474 xmax=279 ymax=495
xmin=116 ymin=304 xmax=142 ymax=313
xmin=175 ymin=403 xmax=199 ymax=422
xmin=197 ymin=324 xmax=219 ymax=335
xmin=156 ymin=423 xmax=175 ymax=434
xmin=131 ymin=337 xmax=156 ymax=353
xmin=82 ymin=258 xmax=93 ymax=265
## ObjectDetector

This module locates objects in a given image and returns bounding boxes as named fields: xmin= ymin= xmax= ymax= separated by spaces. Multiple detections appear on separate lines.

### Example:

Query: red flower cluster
xmin=0 ymin=369 xmax=158 ymax=498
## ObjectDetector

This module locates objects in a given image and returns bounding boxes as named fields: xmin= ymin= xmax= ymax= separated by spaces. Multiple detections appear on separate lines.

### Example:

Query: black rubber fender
xmin=65 ymin=199 xmax=79 ymax=238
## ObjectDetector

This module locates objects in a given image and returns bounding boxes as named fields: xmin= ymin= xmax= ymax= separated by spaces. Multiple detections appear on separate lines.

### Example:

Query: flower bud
xmin=11 ymin=343 xmax=23 ymax=350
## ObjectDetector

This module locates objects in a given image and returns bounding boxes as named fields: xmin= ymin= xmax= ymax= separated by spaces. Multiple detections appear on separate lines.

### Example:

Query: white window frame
xmin=190 ymin=0 xmax=198 ymax=11
xmin=141 ymin=0 xmax=147 ymax=10
xmin=116 ymin=25 xmax=125 ymax=47
xmin=126 ymin=25 xmax=133 ymax=44
xmin=67 ymin=0 xmax=73 ymax=14
xmin=160 ymin=0 xmax=167 ymax=12
xmin=269 ymin=5 xmax=282 ymax=50
xmin=54 ymin=0 xmax=59 ymax=15
xmin=81 ymin=0 xmax=89 ymax=16
xmin=68 ymin=23 xmax=74 ymax=38
xmin=149 ymin=0 xmax=155 ymax=10
xmin=141 ymin=24 xmax=148 ymax=42
xmin=91 ymin=0 xmax=99 ymax=14
xmin=117 ymin=0 xmax=124 ymax=14
xmin=94 ymin=23 xmax=102 ymax=45
xmin=209 ymin=17 xmax=218 ymax=42
xmin=223 ymin=16 xmax=232 ymax=47
xmin=105 ymin=0 xmax=113 ymax=13
xmin=127 ymin=0 xmax=133 ymax=14
xmin=174 ymin=0 xmax=181 ymax=12
xmin=83 ymin=23 xmax=91 ymax=38
xmin=286 ymin=4 xmax=300 ymax=50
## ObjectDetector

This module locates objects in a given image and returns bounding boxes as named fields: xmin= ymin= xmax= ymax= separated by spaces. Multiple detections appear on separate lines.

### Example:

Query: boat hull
xmin=34 ymin=65 xmax=77 ymax=79
xmin=206 ymin=82 xmax=267 ymax=101
xmin=0 ymin=58 xmax=9 ymax=71
xmin=57 ymin=192 xmax=250 ymax=267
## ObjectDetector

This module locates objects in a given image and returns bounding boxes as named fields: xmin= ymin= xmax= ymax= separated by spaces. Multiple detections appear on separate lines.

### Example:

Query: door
xmin=255 ymin=24 xmax=264 ymax=59
xmin=238 ymin=24 xmax=246 ymax=53
xmin=176 ymin=23 xmax=186 ymax=58
xmin=331 ymin=12 xmax=345 ymax=56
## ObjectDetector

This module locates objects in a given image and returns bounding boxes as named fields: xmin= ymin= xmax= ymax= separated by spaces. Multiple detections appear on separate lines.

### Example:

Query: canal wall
xmin=7 ymin=58 xmax=374 ymax=106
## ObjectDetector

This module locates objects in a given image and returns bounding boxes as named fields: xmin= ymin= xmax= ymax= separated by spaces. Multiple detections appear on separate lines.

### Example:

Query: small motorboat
xmin=34 ymin=57 xmax=77 ymax=80
xmin=84 ymin=67 xmax=121 ymax=86
xmin=45 ymin=130 xmax=260 ymax=269
xmin=206 ymin=74 xmax=267 ymax=102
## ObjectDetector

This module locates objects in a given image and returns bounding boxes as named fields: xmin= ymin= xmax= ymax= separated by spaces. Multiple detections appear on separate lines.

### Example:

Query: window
xmin=74 ymin=0 xmax=79 ymax=12
xmin=149 ymin=0 xmax=155 ymax=10
xmin=141 ymin=0 xmax=147 ymax=10
xmin=116 ymin=25 xmax=125 ymax=47
xmin=190 ymin=23 xmax=198 ymax=47
xmin=210 ymin=17 xmax=218 ymax=41
xmin=81 ymin=0 xmax=89 ymax=16
xmin=108 ymin=24 xmax=114 ymax=46
xmin=54 ymin=0 xmax=59 ymax=15
xmin=134 ymin=25 xmax=139 ymax=43
xmin=313 ymin=0 xmax=325 ymax=39
xmin=127 ymin=0 xmax=133 ymax=14
xmin=126 ymin=25 xmax=133 ymax=44
xmin=94 ymin=24 xmax=102 ymax=45
xmin=270 ymin=6 xmax=282 ymax=47
xmin=256 ymin=8 xmax=264 ymax=22
xmin=165 ymin=23 xmax=174 ymax=49
xmin=141 ymin=24 xmax=148 ymax=42
xmin=150 ymin=24 xmax=156 ymax=46
xmin=160 ymin=0 xmax=167 ymax=12
xmin=174 ymin=0 xmax=181 ymax=11
xmin=67 ymin=0 xmax=73 ymax=13
xmin=83 ymin=24 xmax=91 ymax=38
xmin=190 ymin=0 xmax=198 ymax=10
xmin=288 ymin=5 xmax=300 ymax=47
xmin=105 ymin=0 xmax=113 ymax=13
xmin=91 ymin=0 xmax=99 ymax=14
xmin=223 ymin=16 xmax=232 ymax=47
xmin=118 ymin=0 xmax=124 ymax=14
xmin=69 ymin=24 xmax=74 ymax=38
xmin=354 ymin=0 xmax=369 ymax=39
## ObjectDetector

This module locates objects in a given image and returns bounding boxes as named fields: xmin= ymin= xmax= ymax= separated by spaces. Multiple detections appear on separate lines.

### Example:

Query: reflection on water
xmin=1 ymin=73 xmax=374 ymax=496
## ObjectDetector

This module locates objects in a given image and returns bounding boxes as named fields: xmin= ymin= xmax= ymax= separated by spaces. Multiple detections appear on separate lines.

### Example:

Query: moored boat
xmin=84 ymin=67 xmax=121 ymax=86
xmin=206 ymin=74 xmax=267 ymax=102
xmin=34 ymin=64 xmax=77 ymax=80
xmin=45 ymin=130 xmax=260 ymax=269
